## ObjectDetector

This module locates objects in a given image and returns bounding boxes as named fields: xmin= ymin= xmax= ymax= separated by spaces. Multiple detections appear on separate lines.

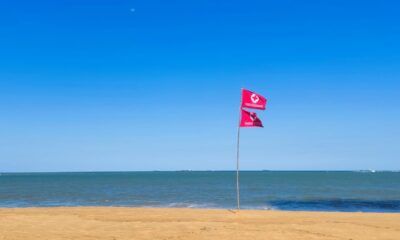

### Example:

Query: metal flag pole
xmin=236 ymin=89 xmax=243 ymax=210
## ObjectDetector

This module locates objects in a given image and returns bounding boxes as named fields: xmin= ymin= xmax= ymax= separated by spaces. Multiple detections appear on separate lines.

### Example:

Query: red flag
xmin=241 ymin=89 xmax=267 ymax=110
xmin=240 ymin=109 xmax=263 ymax=128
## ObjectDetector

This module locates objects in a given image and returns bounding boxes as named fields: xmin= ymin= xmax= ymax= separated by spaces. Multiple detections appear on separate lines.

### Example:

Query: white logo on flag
xmin=250 ymin=113 xmax=256 ymax=122
xmin=251 ymin=93 xmax=259 ymax=103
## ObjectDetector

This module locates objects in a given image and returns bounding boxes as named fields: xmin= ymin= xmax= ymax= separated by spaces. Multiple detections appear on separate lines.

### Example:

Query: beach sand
xmin=1 ymin=207 xmax=399 ymax=240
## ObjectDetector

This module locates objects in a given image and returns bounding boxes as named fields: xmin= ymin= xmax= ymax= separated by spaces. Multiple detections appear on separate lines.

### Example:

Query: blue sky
xmin=0 ymin=0 xmax=399 ymax=172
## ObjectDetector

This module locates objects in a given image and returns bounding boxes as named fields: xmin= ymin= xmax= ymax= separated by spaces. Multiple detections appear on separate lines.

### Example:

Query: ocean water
xmin=0 ymin=171 xmax=399 ymax=212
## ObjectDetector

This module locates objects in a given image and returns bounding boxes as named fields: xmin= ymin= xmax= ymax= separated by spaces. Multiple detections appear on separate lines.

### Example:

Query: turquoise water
xmin=0 ymin=171 xmax=399 ymax=212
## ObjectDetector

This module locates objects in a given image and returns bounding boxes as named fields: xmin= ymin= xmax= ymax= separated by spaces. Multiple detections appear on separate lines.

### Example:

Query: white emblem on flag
xmin=250 ymin=113 xmax=256 ymax=122
xmin=251 ymin=93 xmax=259 ymax=103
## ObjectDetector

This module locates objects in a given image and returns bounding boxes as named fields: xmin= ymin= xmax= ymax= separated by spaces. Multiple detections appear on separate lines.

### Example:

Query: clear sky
xmin=1 ymin=0 xmax=399 ymax=172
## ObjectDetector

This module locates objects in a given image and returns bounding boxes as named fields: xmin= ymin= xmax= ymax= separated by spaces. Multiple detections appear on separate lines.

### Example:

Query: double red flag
xmin=239 ymin=89 xmax=267 ymax=128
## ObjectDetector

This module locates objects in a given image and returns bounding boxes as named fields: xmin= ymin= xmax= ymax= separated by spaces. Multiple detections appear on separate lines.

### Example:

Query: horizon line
xmin=1 ymin=169 xmax=399 ymax=174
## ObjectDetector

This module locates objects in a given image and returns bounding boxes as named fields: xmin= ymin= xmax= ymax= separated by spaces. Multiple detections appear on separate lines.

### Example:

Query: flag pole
xmin=236 ymin=89 xmax=242 ymax=210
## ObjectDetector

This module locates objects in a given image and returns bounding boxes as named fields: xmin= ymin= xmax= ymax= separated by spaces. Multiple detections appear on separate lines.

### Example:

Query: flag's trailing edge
xmin=240 ymin=109 xmax=263 ymax=128
xmin=241 ymin=89 xmax=267 ymax=110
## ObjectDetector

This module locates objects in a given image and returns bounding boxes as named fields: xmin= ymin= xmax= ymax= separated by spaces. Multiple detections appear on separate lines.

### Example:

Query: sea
xmin=0 ymin=171 xmax=399 ymax=212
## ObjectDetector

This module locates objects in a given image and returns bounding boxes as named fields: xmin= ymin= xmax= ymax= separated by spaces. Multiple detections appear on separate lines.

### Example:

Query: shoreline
xmin=1 ymin=206 xmax=400 ymax=213
xmin=1 ymin=207 xmax=400 ymax=239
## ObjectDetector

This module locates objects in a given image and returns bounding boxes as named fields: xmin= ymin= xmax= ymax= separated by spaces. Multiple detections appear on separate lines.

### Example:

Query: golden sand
xmin=1 ymin=207 xmax=399 ymax=240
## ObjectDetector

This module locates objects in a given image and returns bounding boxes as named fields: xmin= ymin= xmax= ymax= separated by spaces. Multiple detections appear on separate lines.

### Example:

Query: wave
xmin=132 ymin=202 xmax=219 ymax=209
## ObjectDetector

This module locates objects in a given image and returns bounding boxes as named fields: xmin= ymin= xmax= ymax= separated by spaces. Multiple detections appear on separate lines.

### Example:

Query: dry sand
xmin=1 ymin=207 xmax=400 ymax=240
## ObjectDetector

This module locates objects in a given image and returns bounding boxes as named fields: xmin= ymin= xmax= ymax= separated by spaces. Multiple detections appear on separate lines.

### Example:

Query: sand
xmin=0 ymin=207 xmax=399 ymax=240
